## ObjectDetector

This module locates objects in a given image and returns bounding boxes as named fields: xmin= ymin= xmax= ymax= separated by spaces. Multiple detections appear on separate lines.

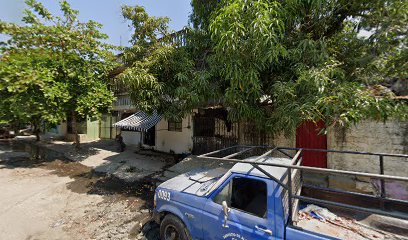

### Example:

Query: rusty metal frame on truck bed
xmin=198 ymin=145 xmax=408 ymax=226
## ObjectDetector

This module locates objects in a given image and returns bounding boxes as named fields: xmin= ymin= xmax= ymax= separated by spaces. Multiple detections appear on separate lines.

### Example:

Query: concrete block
xmin=328 ymin=175 xmax=357 ymax=192
xmin=356 ymin=181 xmax=375 ymax=193
xmin=303 ymin=173 xmax=328 ymax=188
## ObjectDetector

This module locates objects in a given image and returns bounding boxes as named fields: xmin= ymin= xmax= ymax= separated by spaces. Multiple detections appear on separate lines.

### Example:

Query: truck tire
xmin=160 ymin=214 xmax=191 ymax=240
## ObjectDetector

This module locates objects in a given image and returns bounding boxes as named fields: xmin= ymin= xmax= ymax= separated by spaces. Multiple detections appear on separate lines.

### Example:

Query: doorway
xmin=296 ymin=121 xmax=327 ymax=168
xmin=143 ymin=126 xmax=155 ymax=146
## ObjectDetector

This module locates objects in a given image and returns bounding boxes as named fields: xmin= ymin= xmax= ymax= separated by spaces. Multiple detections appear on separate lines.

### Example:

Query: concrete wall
xmin=52 ymin=122 xmax=67 ymax=136
xmin=86 ymin=118 xmax=100 ymax=140
xmin=154 ymin=115 xmax=193 ymax=154
xmin=251 ymin=120 xmax=408 ymax=199
xmin=122 ymin=131 xmax=141 ymax=146
xmin=65 ymin=118 xmax=100 ymax=142
xmin=326 ymin=120 xmax=408 ymax=198
xmin=238 ymin=122 xmax=296 ymax=147
xmin=45 ymin=122 xmax=67 ymax=139
xmin=66 ymin=134 xmax=89 ymax=142
xmin=273 ymin=133 xmax=296 ymax=148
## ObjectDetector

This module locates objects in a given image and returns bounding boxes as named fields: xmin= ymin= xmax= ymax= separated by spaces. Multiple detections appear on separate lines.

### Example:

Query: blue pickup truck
xmin=152 ymin=146 xmax=408 ymax=240
xmin=152 ymin=157 xmax=335 ymax=240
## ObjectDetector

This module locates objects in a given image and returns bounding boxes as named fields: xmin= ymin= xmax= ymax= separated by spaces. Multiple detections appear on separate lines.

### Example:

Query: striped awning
xmin=113 ymin=111 xmax=162 ymax=132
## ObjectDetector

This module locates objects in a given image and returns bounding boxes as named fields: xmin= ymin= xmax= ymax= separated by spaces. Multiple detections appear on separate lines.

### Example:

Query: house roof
xmin=113 ymin=110 xmax=162 ymax=132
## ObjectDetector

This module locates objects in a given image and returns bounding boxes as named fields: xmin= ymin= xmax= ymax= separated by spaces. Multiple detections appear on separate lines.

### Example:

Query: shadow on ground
xmin=0 ymin=139 xmax=175 ymax=222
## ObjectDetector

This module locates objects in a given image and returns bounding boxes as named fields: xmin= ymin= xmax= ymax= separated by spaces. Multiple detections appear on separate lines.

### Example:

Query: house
xmin=104 ymin=27 xmax=408 ymax=198
xmin=45 ymin=116 xmax=99 ymax=142
xmin=112 ymin=110 xmax=194 ymax=154
xmin=99 ymin=29 xmax=193 ymax=153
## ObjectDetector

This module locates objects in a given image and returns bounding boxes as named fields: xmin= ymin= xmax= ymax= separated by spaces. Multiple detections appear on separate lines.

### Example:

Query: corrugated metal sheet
xmin=113 ymin=111 xmax=162 ymax=132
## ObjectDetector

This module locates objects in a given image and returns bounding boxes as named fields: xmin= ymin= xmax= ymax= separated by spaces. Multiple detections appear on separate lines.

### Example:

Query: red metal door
xmin=296 ymin=121 xmax=327 ymax=168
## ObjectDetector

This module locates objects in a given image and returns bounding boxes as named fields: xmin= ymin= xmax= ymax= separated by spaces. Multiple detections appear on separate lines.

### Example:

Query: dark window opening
xmin=144 ymin=126 xmax=155 ymax=146
xmin=168 ymin=120 xmax=182 ymax=132
xmin=214 ymin=177 xmax=267 ymax=218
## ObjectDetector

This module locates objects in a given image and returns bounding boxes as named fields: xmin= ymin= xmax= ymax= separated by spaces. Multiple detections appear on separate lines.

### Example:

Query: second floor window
xmin=168 ymin=120 xmax=182 ymax=132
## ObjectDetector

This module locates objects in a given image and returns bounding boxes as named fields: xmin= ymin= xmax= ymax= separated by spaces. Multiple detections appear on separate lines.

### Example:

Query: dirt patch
xmin=0 ymin=141 xmax=168 ymax=240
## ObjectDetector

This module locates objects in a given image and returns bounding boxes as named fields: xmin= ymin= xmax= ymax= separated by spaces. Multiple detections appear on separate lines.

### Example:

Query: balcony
xmin=113 ymin=94 xmax=135 ymax=111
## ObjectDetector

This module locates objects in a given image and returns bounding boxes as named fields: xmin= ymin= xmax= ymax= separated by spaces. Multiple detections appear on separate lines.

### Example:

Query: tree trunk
xmin=11 ymin=122 xmax=19 ymax=137
xmin=72 ymin=112 xmax=81 ymax=150
xmin=33 ymin=121 xmax=40 ymax=141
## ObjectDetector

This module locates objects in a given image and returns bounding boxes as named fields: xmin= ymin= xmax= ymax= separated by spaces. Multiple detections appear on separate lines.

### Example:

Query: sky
xmin=0 ymin=0 xmax=192 ymax=46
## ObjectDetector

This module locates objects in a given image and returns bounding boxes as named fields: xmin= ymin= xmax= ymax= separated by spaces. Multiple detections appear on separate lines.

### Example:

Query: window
xmin=214 ymin=177 xmax=267 ymax=218
xmin=168 ymin=120 xmax=182 ymax=132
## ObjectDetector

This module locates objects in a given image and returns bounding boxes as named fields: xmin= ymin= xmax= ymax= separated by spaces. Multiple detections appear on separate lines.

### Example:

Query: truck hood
xmin=158 ymin=167 xmax=229 ymax=196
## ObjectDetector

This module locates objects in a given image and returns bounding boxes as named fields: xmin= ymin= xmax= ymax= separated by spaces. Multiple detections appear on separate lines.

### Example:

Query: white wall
xmin=58 ymin=122 xmax=67 ymax=136
xmin=86 ymin=118 xmax=100 ymax=140
xmin=122 ymin=131 xmax=141 ymax=146
xmin=154 ymin=115 xmax=193 ymax=154
xmin=45 ymin=122 xmax=67 ymax=137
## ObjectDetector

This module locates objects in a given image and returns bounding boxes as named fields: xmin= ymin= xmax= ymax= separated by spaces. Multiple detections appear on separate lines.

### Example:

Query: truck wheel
xmin=160 ymin=214 xmax=191 ymax=240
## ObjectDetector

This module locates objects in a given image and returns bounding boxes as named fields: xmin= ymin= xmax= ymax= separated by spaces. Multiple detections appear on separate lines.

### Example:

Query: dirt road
xmin=0 ymin=141 xmax=162 ymax=240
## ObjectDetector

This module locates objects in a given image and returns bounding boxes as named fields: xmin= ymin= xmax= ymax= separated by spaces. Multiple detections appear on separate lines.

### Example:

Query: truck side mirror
xmin=222 ymin=200 xmax=230 ymax=228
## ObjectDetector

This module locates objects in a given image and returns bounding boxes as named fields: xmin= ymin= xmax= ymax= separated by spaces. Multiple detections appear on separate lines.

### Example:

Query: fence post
xmin=379 ymin=155 xmax=385 ymax=210
xmin=287 ymin=169 xmax=293 ymax=225
xmin=300 ymin=150 xmax=304 ymax=185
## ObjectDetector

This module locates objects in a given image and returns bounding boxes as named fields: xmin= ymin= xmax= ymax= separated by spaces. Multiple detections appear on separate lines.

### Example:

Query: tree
xmin=189 ymin=0 xmax=407 ymax=135
xmin=117 ymin=6 xmax=216 ymax=121
xmin=0 ymin=0 xmax=116 ymax=145
xmin=0 ymin=49 xmax=69 ymax=141
xmin=119 ymin=1 xmax=406 ymax=137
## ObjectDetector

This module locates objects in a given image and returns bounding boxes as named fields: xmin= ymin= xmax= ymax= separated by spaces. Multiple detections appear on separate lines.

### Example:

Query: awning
xmin=113 ymin=111 xmax=162 ymax=132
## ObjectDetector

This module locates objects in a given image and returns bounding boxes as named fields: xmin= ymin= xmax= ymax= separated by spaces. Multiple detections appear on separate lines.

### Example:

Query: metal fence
xmin=192 ymin=113 xmax=239 ymax=154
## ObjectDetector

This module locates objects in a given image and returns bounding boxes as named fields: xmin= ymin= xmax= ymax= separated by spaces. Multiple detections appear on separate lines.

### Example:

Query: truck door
xmin=201 ymin=175 xmax=275 ymax=240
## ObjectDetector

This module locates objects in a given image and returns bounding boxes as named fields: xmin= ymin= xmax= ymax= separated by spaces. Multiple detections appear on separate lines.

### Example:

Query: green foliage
xmin=0 ymin=49 xmax=68 ymax=127
xmin=119 ymin=0 xmax=406 ymax=134
xmin=189 ymin=0 xmax=407 ymax=134
xmin=118 ymin=6 xmax=217 ymax=120
xmin=0 ymin=0 xmax=116 ymax=138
